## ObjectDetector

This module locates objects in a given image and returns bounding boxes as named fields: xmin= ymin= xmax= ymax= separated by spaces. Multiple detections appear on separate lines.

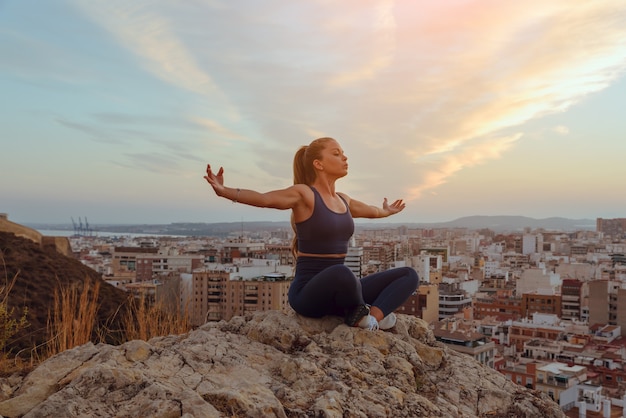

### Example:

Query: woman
xmin=204 ymin=137 xmax=418 ymax=330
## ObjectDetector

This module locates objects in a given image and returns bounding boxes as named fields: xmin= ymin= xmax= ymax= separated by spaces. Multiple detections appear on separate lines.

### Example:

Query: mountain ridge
xmin=423 ymin=215 xmax=596 ymax=232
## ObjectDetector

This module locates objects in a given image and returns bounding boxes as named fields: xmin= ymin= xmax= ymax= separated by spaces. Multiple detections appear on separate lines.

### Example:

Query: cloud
xmin=56 ymin=118 xmax=121 ymax=144
xmin=71 ymin=0 xmax=626 ymax=204
xmin=190 ymin=117 xmax=248 ymax=143
xmin=407 ymin=133 xmax=523 ymax=200
xmin=58 ymin=113 xmax=219 ymax=169
xmin=75 ymin=2 xmax=217 ymax=96
xmin=118 ymin=152 xmax=182 ymax=175
xmin=328 ymin=0 xmax=397 ymax=86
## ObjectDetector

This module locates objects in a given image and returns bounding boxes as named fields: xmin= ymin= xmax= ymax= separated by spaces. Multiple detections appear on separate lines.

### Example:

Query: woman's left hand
xmin=204 ymin=164 xmax=226 ymax=197
xmin=382 ymin=198 xmax=405 ymax=216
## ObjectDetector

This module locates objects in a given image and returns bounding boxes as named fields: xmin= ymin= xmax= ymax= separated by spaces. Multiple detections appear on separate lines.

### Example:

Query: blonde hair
xmin=290 ymin=137 xmax=336 ymax=258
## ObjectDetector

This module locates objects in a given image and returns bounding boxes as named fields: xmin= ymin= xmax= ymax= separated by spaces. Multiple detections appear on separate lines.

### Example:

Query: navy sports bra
xmin=295 ymin=186 xmax=354 ymax=254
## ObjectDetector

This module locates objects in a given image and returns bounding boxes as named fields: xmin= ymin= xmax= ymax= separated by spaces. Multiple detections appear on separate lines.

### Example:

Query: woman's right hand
xmin=204 ymin=164 xmax=226 ymax=197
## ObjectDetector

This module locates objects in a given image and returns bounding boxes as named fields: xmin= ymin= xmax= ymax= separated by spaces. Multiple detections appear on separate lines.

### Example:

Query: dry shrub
xmin=0 ymin=275 xmax=29 ymax=358
xmin=46 ymin=279 xmax=101 ymax=357
xmin=123 ymin=294 xmax=191 ymax=342
xmin=0 ymin=253 xmax=30 ymax=374
xmin=0 ymin=251 xmax=29 ymax=356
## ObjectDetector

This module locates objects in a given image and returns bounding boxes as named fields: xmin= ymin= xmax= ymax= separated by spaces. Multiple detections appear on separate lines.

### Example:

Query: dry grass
xmin=123 ymin=294 xmax=191 ymax=342
xmin=46 ymin=279 xmax=101 ymax=357
xmin=0 ymin=253 xmax=30 ymax=375
xmin=43 ymin=280 xmax=191 ymax=359
xmin=1 ymin=272 xmax=191 ymax=371
xmin=0 ymin=274 xmax=29 ymax=357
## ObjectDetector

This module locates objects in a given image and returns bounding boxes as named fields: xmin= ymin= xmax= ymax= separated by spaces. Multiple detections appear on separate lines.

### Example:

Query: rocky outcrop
xmin=0 ymin=215 xmax=43 ymax=247
xmin=41 ymin=236 xmax=72 ymax=257
xmin=0 ymin=310 xmax=565 ymax=418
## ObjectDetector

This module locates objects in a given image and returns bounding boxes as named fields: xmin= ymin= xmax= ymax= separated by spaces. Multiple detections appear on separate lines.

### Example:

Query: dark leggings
xmin=288 ymin=257 xmax=419 ymax=318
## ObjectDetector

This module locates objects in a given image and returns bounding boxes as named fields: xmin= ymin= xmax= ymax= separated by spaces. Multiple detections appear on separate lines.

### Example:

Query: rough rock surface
xmin=0 ymin=310 xmax=565 ymax=418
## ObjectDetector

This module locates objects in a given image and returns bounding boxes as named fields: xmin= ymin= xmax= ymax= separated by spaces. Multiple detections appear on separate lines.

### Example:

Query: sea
xmin=34 ymin=229 xmax=180 ymax=239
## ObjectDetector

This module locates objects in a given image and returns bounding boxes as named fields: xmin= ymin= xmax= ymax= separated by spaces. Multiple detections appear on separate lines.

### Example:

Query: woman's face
xmin=317 ymin=139 xmax=348 ymax=178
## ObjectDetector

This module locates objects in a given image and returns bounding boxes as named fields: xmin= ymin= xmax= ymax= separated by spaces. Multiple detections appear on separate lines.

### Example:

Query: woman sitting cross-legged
xmin=204 ymin=137 xmax=419 ymax=330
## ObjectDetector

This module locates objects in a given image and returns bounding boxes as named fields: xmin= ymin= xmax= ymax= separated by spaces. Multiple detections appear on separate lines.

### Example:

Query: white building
xmin=516 ymin=268 xmax=561 ymax=295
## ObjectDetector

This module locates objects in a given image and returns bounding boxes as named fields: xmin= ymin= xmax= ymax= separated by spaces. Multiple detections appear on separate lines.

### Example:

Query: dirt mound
xmin=0 ymin=231 xmax=131 ymax=354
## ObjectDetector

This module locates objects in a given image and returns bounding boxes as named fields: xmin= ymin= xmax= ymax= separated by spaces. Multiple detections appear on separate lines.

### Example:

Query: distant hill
xmin=417 ymin=215 xmax=596 ymax=232
xmin=0 ymin=231 xmax=131 ymax=354
xmin=28 ymin=215 xmax=597 ymax=236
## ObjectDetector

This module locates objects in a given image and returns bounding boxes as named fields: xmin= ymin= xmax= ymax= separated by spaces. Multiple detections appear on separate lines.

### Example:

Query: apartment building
xmin=568 ymin=382 xmax=603 ymax=417
xmin=473 ymin=293 xmax=523 ymax=321
xmin=618 ymin=288 xmax=626 ymax=338
xmin=345 ymin=246 xmax=364 ymax=278
xmin=597 ymin=217 xmax=626 ymax=239
xmin=264 ymin=244 xmax=294 ymax=266
xmin=111 ymin=246 xmax=159 ymax=281
xmin=438 ymin=282 xmax=472 ymax=320
xmin=397 ymin=283 xmax=439 ymax=323
xmin=412 ymin=253 xmax=443 ymax=284
xmin=561 ymin=279 xmax=583 ymax=321
xmin=535 ymin=362 xmax=587 ymax=404
xmin=421 ymin=246 xmax=449 ymax=263
xmin=522 ymin=292 xmax=562 ymax=318
xmin=588 ymin=279 xmax=626 ymax=332
xmin=516 ymin=267 xmax=561 ymax=296
xmin=502 ymin=252 xmax=530 ymax=269
xmin=362 ymin=242 xmax=395 ymax=271
xmin=522 ymin=234 xmax=540 ymax=255
xmin=189 ymin=269 xmax=291 ymax=326
xmin=501 ymin=361 xmax=538 ymax=389
xmin=555 ymin=263 xmax=597 ymax=282
xmin=475 ymin=317 xmax=510 ymax=345
xmin=135 ymin=252 xmax=204 ymax=281
xmin=226 ymin=273 xmax=291 ymax=320
xmin=431 ymin=318 xmax=496 ymax=368
xmin=220 ymin=238 xmax=267 ymax=263
xmin=580 ymin=339 xmax=626 ymax=391
xmin=509 ymin=313 xmax=567 ymax=352
xmin=523 ymin=338 xmax=564 ymax=362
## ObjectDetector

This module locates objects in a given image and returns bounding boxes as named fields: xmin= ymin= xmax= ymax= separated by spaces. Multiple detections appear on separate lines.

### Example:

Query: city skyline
xmin=2 ymin=1 xmax=626 ymax=226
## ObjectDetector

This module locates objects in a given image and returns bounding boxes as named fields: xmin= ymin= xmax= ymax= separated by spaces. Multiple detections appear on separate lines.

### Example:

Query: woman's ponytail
xmin=290 ymin=137 xmax=334 ymax=259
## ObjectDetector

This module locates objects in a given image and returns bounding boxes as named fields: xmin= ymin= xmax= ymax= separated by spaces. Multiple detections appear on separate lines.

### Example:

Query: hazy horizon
xmin=21 ymin=214 xmax=598 ymax=239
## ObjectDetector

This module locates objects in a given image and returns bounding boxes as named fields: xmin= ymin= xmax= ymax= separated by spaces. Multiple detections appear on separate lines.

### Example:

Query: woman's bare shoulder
xmin=291 ymin=183 xmax=313 ymax=194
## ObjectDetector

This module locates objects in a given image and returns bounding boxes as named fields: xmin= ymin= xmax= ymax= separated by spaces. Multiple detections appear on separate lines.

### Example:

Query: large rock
xmin=0 ymin=311 xmax=565 ymax=418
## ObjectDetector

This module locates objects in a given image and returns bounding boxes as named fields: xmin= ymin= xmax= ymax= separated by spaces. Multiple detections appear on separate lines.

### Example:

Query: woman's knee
xmin=403 ymin=267 xmax=419 ymax=290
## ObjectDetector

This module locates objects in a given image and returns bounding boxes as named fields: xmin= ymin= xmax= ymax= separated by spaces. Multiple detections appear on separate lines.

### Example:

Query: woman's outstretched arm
xmin=204 ymin=164 xmax=304 ymax=210
xmin=341 ymin=194 xmax=406 ymax=219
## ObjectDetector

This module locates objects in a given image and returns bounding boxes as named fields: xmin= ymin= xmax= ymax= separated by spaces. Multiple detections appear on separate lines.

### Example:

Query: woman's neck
xmin=312 ymin=176 xmax=337 ymax=196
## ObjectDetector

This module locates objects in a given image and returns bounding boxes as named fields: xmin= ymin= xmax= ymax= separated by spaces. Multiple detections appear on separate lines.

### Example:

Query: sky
xmin=2 ymin=1 xmax=626 ymax=226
